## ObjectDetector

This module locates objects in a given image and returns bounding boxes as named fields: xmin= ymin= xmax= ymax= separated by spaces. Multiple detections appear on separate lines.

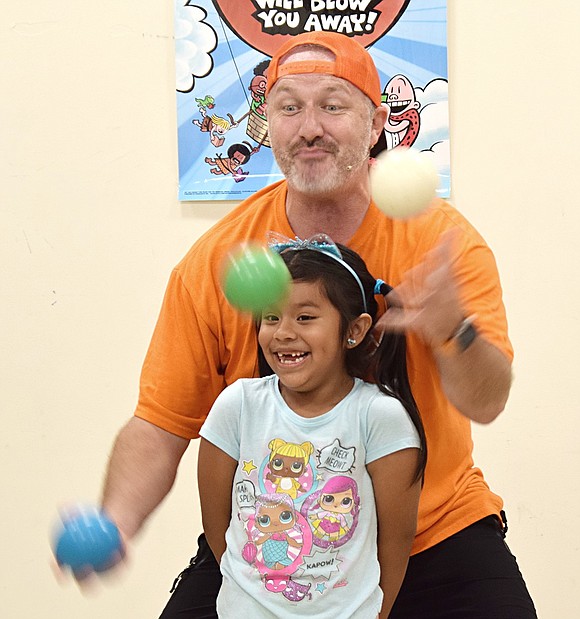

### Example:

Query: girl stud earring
xmin=347 ymin=338 xmax=356 ymax=346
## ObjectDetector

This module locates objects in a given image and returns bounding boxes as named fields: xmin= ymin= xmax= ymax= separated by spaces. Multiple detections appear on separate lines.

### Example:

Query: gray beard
xmin=275 ymin=143 xmax=370 ymax=195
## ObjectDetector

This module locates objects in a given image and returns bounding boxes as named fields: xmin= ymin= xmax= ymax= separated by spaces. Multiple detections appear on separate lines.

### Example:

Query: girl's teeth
xmin=277 ymin=352 xmax=306 ymax=364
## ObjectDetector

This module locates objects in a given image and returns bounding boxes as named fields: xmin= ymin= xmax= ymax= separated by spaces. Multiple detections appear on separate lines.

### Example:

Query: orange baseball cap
xmin=266 ymin=31 xmax=381 ymax=107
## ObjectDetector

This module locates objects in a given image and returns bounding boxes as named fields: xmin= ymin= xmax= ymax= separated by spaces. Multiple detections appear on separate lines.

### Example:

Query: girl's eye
xmin=341 ymin=497 xmax=353 ymax=507
xmin=322 ymin=494 xmax=334 ymax=505
xmin=279 ymin=510 xmax=294 ymax=525
xmin=271 ymin=458 xmax=284 ymax=471
xmin=262 ymin=314 xmax=279 ymax=323
xmin=258 ymin=515 xmax=271 ymax=526
xmin=297 ymin=314 xmax=315 ymax=321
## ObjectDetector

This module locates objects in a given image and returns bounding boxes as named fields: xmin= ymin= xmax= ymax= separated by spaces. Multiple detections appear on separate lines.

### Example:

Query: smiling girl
xmin=197 ymin=234 xmax=426 ymax=618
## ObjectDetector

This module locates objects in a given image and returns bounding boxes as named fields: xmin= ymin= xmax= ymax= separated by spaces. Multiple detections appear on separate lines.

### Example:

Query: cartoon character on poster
xmin=175 ymin=0 xmax=450 ymax=200
xmin=381 ymin=74 xmax=421 ymax=149
xmin=193 ymin=107 xmax=236 ymax=147
xmin=232 ymin=60 xmax=271 ymax=149
xmin=204 ymin=141 xmax=260 ymax=181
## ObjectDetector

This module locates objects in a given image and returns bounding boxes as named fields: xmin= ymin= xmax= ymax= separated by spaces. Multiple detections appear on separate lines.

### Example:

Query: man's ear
xmin=370 ymin=104 xmax=388 ymax=149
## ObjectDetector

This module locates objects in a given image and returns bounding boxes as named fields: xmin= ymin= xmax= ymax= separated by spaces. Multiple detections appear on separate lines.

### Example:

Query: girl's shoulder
xmin=353 ymin=379 xmax=407 ymax=416
xmin=225 ymin=375 xmax=277 ymax=398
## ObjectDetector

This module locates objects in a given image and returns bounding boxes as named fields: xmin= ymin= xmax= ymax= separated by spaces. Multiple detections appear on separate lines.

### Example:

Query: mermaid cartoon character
xmin=253 ymin=493 xmax=303 ymax=570
xmin=244 ymin=493 xmax=313 ymax=600
xmin=303 ymin=476 xmax=360 ymax=548
xmin=265 ymin=439 xmax=314 ymax=500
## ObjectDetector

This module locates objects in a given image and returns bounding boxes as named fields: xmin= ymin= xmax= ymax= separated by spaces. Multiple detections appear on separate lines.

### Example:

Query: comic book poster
xmin=175 ymin=0 xmax=449 ymax=201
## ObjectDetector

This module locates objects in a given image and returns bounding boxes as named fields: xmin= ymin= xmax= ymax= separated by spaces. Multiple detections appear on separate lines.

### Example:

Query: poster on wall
xmin=175 ymin=0 xmax=449 ymax=202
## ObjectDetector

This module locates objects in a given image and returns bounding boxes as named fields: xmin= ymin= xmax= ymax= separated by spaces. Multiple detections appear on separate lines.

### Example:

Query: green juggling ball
xmin=222 ymin=245 xmax=291 ymax=314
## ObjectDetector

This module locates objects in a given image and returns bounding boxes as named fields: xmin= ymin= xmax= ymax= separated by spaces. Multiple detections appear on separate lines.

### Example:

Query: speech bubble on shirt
xmin=317 ymin=439 xmax=356 ymax=473
xmin=295 ymin=547 xmax=342 ymax=580
xmin=235 ymin=479 xmax=257 ymax=510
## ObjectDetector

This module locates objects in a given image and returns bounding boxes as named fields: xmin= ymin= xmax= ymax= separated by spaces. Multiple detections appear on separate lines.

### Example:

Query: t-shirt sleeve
xmin=421 ymin=204 xmax=513 ymax=361
xmin=134 ymin=267 xmax=228 ymax=439
xmin=132 ymin=184 xmax=287 ymax=440
xmin=198 ymin=380 xmax=243 ymax=461
xmin=364 ymin=392 xmax=421 ymax=465
xmin=453 ymin=235 xmax=513 ymax=360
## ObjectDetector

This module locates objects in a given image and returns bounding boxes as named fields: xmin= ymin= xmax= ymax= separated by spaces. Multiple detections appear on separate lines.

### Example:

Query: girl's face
xmin=259 ymin=281 xmax=352 ymax=412
xmin=255 ymin=502 xmax=296 ymax=533
xmin=321 ymin=488 xmax=354 ymax=514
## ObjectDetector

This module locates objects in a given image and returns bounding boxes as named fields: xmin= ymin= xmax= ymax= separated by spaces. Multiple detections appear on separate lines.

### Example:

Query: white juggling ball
xmin=370 ymin=147 xmax=439 ymax=219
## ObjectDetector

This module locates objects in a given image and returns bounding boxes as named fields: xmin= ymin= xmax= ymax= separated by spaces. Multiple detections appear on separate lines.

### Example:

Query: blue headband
xmin=267 ymin=232 xmax=369 ymax=313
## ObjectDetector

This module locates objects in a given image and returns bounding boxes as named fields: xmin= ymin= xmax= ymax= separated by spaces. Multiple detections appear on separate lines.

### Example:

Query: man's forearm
xmin=101 ymin=417 xmax=190 ymax=538
xmin=435 ymin=336 xmax=512 ymax=424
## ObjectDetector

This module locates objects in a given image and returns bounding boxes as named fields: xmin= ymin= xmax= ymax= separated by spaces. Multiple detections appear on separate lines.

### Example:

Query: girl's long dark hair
xmin=259 ymin=244 xmax=427 ymax=484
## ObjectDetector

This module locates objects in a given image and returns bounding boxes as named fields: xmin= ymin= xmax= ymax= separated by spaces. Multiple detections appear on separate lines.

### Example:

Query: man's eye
xmin=324 ymin=101 xmax=346 ymax=112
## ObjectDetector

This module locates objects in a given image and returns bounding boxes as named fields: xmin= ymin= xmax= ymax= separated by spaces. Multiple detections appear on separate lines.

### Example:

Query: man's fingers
xmin=375 ymin=306 xmax=422 ymax=333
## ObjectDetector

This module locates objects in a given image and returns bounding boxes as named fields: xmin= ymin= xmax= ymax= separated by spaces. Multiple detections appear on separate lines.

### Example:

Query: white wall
xmin=1 ymin=2 xmax=578 ymax=617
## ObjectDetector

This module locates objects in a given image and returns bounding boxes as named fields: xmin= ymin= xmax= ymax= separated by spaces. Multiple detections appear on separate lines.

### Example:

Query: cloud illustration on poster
xmin=414 ymin=79 xmax=450 ymax=190
xmin=175 ymin=2 xmax=218 ymax=93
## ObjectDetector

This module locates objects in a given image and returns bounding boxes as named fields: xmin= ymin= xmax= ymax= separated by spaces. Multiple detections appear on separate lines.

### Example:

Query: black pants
xmin=389 ymin=515 xmax=537 ymax=618
xmin=159 ymin=516 xmax=537 ymax=618
xmin=159 ymin=534 xmax=220 ymax=619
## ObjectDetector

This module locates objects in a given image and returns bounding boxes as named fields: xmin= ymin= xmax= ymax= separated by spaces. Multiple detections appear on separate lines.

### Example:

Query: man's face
xmin=267 ymin=72 xmax=375 ymax=195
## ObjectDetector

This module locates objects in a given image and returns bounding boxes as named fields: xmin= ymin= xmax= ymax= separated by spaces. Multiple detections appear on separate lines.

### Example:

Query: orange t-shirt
xmin=136 ymin=180 xmax=512 ymax=554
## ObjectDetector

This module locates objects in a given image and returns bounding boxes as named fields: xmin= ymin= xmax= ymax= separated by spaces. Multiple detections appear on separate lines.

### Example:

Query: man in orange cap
xmin=94 ymin=32 xmax=536 ymax=618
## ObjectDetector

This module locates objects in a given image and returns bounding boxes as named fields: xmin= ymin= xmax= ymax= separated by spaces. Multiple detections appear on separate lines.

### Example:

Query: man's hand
xmin=377 ymin=229 xmax=464 ymax=348
xmin=376 ymin=229 xmax=512 ymax=423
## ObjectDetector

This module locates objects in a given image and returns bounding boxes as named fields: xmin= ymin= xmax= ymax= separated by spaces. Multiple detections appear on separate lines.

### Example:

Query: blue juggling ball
xmin=54 ymin=506 xmax=122 ymax=572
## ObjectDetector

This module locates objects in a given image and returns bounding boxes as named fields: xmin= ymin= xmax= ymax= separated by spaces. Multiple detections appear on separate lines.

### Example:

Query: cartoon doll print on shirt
xmin=254 ymin=493 xmax=303 ymax=570
xmin=242 ymin=492 xmax=314 ymax=601
xmin=235 ymin=436 xmax=362 ymax=604
xmin=300 ymin=476 xmax=361 ymax=548
xmin=265 ymin=439 xmax=315 ymax=500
